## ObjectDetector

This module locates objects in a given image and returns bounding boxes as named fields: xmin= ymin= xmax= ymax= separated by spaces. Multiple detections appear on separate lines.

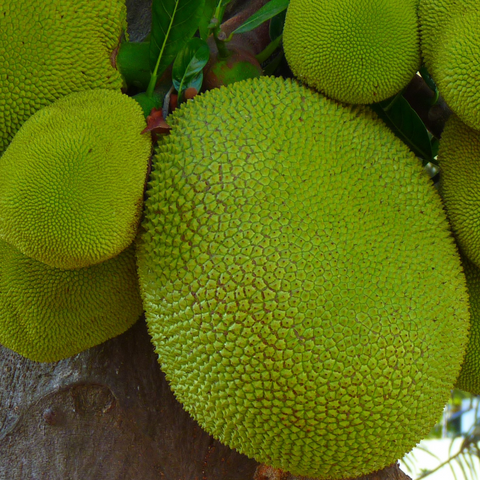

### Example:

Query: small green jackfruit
xmin=419 ymin=0 xmax=480 ymax=130
xmin=136 ymin=77 xmax=469 ymax=479
xmin=438 ymin=115 xmax=480 ymax=268
xmin=0 ymin=89 xmax=151 ymax=270
xmin=0 ymin=239 xmax=143 ymax=363
xmin=456 ymin=254 xmax=480 ymax=394
xmin=0 ymin=0 xmax=126 ymax=154
xmin=283 ymin=0 xmax=421 ymax=104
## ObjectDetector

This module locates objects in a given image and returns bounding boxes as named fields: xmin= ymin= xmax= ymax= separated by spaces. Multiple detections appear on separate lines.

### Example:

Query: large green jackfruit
xmin=419 ymin=0 xmax=480 ymax=130
xmin=136 ymin=77 xmax=469 ymax=479
xmin=0 ymin=0 xmax=126 ymax=154
xmin=0 ymin=89 xmax=151 ymax=270
xmin=456 ymin=254 xmax=480 ymax=395
xmin=283 ymin=0 xmax=421 ymax=104
xmin=0 ymin=239 xmax=143 ymax=363
xmin=438 ymin=115 xmax=480 ymax=268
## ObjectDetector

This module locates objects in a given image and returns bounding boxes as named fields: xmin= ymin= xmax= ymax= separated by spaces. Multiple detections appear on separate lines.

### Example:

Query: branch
xmin=255 ymin=463 xmax=412 ymax=480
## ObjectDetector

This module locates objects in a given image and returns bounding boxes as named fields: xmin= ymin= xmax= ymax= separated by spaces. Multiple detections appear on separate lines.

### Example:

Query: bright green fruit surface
xmin=456 ymin=254 xmax=480 ymax=395
xmin=283 ymin=0 xmax=420 ymax=104
xmin=0 ymin=89 xmax=151 ymax=270
xmin=438 ymin=115 xmax=480 ymax=268
xmin=419 ymin=0 xmax=480 ymax=130
xmin=0 ymin=240 xmax=143 ymax=363
xmin=0 ymin=0 xmax=126 ymax=154
xmin=137 ymin=77 xmax=469 ymax=479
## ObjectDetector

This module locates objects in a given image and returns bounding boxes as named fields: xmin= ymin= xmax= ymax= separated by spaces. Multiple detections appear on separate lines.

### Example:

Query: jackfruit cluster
xmin=419 ymin=0 xmax=480 ymax=130
xmin=438 ymin=115 xmax=480 ymax=268
xmin=0 ymin=239 xmax=143 ymax=363
xmin=0 ymin=0 xmax=126 ymax=154
xmin=0 ymin=89 xmax=151 ymax=270
xmin=137 ymin=76 xmax=469 ymax=479
xmin=283 ymin=0 xmax=420 ymax=104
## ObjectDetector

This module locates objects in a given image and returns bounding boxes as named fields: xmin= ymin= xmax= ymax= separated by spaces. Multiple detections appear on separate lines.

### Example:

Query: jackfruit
xmin=136 ymin=77 xmax=469 ymax=479
xmin=282 ymin=0 xmax=421 ymax=104
xmin=0 ymin=89 xmax=152 ymax=270
xmin=419 ymin=0 xmax=480 ymax=130
xmin=455 ymin=254 xmax=480 ymax=395
xmin=0 ymin=239 xmax=143 ymax=363
xmin=438 ymin=115 xmax=480 ymax=268
xmin=0 ymin=0 xmax=126 ymax=155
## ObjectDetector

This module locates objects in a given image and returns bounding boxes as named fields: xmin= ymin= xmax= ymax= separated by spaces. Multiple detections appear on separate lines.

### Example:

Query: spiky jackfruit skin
xmin=0 ymin=0 xmax=126 ymax=155
xmin=0 ymin=239 xmax=142 ymax=363
xmin=438 ymin=116 xmax=480 ymax=268
xmin=0 ymin=89 xmax=151 ymax=270
xmin=419 ymin=0 xmax=480 ymax=130
xmin=456 ymin=254 xmax=480 ymax=394
xmin=136 ymin=77 xmax=469 ymax=479
xmin=283 ymin=0 xmax=420 ymax=104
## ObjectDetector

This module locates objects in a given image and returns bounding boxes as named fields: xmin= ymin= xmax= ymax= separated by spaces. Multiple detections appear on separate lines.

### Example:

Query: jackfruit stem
xmin=214 ymin=30 xmax=232 ymax=59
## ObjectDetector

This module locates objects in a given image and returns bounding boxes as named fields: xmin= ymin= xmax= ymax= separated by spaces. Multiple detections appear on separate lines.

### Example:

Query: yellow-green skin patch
xmin=456 ymin=254 xmax=480 ymax=394
xmin=137 ymin=77 xmax=469 ymax=479
xmin=283 ymin=0 xmax=420 ymax=104
xmin=419 ymin=0 xmax=480 ymax=130
xmin=0 ymin=89 xmax=151 ymax=270
xmin=438 ymin=115 xmax=480 ymax=269
xmin=0 ymin=240 xmax=143 ymax=363
xmin=0 ymin=0 xmax=126 ymax=154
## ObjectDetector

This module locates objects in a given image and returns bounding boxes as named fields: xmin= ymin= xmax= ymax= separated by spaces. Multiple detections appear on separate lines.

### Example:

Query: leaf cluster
xmin=118 ymin=0 xmax=289 ymax=117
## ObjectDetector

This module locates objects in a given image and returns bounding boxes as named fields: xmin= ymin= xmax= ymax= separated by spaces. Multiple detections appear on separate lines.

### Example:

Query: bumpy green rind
xmin=136 ymin=77 xmax=469 ymax=479
xmin=0 ymin=89 xmax=151 ymax=270
xmin=0 ymin=239 xmax=143 ymax=363
xmin=456 ymin=254 xmax=480 ymax=394
xmin=419 ymin=0 xmax=480 ymax=130
xmin=0 ymin=0 xmax=126 ymax=154
xmin=438 ymin=115 xmax=480 ymax=268
xmin=283 ymin=0 xmax=420 ymax=104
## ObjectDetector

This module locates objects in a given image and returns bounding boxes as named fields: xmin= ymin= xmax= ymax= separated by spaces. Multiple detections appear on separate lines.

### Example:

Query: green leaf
xmin=233 ymin=0 xmax=289 ymax=34
xmin=117 ymin=41 xmax=151 ymax=91
xmin=269 ymin=8 xmax=286 ymax=40
xmin=370 ymin=95 xmax=436 ymax=165
xmin=133 ymin=91 xmax=164 ymax=118
xmin=419 ymin=65 xmax=439 ymax=105
xmin=147 ymin=0 xmax=205 ymax=96
xmin=262 ymin=49 xmax=284 ymax=75
xmin=172 ymin=38 xmax=210 ymax=101
xmin=215 ymin=0 xmax=233 ymax=25
xmin=198 ymin=0 xmax=217 ymax=40
xmin=255 ymin=34 xmax=282 ymax=64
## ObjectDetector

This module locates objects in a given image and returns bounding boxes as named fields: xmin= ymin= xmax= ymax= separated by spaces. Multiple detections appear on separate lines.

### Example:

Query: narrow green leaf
xmin=148 ymin=0 xmax=205 ymax=96
xmin=370 ymin=95 xmax=435 ymax=165
xmin=269 ymin=8 xmax=286 ymax=40
xmin=198 ymin=0 xmax=217 ymax=40
xmin=255 ymin=34 xmax=282 ymax=64
xmin=419 ymin=65 xmax=439 ymax=105
xmin=172 ymin=38 xmax=210 ymax=100
xmin=262 ymin=50 xmax=284 ymax=75
xmin=215 ymin=0 xmax=233 ymax=24
xmin=233 ymin=0 xmax=289 ymax=34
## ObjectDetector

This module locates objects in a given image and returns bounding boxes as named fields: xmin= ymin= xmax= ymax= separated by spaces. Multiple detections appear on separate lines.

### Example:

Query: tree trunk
xmin=0 ymin=317 xmax=259 ymax=479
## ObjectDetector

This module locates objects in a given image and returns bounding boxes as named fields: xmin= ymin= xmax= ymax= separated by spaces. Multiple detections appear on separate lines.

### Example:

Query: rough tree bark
xmin=0 ymin=1 xmax=427 ymax=478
